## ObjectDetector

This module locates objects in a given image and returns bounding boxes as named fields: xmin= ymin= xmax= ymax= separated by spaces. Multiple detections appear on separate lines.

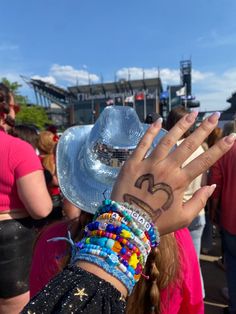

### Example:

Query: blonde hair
xmin=126 ymin=234 xmax=181 ymax=314
xmin=38 ymin=131 xmax=57 ymax=175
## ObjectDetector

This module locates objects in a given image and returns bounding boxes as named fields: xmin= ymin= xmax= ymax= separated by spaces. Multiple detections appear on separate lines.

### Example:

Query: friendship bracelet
xmin=71 ymin=200 xmax=160 ymax=294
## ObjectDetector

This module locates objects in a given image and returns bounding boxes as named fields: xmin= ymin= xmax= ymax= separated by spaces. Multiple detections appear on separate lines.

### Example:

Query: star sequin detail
xmin=74 ymin=287 xmax=88 ymax=301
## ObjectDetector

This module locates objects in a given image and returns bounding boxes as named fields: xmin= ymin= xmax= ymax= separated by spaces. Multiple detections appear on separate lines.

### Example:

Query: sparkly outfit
xmin=23 ymin=200 xmax=159 ymax=313
xmin=22 ymin=264 xmax=126 ymax=314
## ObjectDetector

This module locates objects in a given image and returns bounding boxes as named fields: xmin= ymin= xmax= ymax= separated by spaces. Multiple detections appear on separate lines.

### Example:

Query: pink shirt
xmin=30 ymin=220 xmax=68 ymax=297
xmin=0 ymin=130 xmax=43 ymax=211
xmin=209 ymin=141 xmax=236 ymax=234
xmin=160 ymin=228 xmax=204 ymax=314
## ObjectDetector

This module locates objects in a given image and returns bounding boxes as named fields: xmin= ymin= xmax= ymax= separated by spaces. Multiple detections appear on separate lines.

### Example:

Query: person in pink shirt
xmin=0 ymin=83 xmax=52 ymax=314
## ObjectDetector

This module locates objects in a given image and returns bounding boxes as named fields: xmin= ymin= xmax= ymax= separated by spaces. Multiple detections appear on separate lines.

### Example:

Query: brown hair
xmin=207 ymin=127 xmax=222 ymax=148
xmin=165 ymin=106 xmax=191 ymax=138
xmin=126 ymin=234 xmax=181 ymax=314
xmin=0 ymin=83 xmax=11 ymax=115
xmin=222 ymin=121 xmax=236 ymax=137
xmin=9 ymin=124 xmax=39 ymax=149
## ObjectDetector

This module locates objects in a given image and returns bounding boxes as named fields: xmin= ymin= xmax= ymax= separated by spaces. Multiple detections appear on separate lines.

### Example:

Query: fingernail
xmin=186 ymin=111 xmax=198 ymax=123
xmin=208 ymin=184 xmax=217 ymax=197
xmin=208 ymin=112 xmax=221 ymax=124
xmin=224 ymin=132 xmax=236 ymax=144
xmin=152 ymin=117 xmax=163 ymax=128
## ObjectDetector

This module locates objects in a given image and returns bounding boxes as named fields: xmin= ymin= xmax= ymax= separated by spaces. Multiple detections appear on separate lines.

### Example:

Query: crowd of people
xmin=0 ymin=81 xmax=236 ymax=314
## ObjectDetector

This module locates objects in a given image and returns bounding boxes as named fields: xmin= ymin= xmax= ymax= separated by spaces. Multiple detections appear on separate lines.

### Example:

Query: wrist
xmin=72 ymin=199 xmax=160 ymax=294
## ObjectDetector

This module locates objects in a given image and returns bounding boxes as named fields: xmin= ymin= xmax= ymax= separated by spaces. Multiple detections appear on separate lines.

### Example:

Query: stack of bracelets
xmin=72 ymin=199 xmax=160 ymax=294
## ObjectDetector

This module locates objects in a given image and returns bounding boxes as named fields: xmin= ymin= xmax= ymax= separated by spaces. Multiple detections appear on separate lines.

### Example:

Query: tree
xmin=1 ymin=77 xmax=52 ymax=129
xmin=16 ymin=105 xmax=52 ymax=130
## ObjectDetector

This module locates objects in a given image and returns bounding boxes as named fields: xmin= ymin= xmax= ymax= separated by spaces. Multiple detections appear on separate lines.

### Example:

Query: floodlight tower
xmin=180 ymin=60 xmax=192 ymax=96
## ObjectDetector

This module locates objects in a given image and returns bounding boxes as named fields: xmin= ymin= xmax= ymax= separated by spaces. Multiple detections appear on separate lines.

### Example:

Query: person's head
xmin=38 ymin=130 xmax=58 ymax=175
xmin=56 ymin=106 xmax=179 ymax=312
xmin=145 ymin=112 xmax=161 ymax=124
xmin=165 ymin=105 xmax=191 ymax=138
xmin=38 ymin=130 xmax=57 ymax=155
xmin=207 ymin=127 xmax=222 ymax=148
xmin=46 ymin=124 xmax=58 ymax=135
xmin=222 ymin=121 xmax=236 ymax=137
xmin=0 ymin=83 xmax=19 ymax=131
xmin=9 ymin=124 xmax=39 ymax=150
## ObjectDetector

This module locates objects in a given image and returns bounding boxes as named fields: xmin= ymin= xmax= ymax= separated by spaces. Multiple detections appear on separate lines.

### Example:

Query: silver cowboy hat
xmin=57 ymin=106 xmax=167 ymax=214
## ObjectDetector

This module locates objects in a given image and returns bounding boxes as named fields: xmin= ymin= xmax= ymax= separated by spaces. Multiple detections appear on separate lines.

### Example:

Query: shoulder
xmin=10 ymin=135 xmax=36 ymax=154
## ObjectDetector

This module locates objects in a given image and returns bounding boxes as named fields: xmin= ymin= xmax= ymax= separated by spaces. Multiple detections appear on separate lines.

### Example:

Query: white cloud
xmin=31 ymin=75 xmax=57 ymax=85
xmin=116 ymin=66 xmax=180 ymax=84
xmin=49 ymin=64 xmax=100 ymax=85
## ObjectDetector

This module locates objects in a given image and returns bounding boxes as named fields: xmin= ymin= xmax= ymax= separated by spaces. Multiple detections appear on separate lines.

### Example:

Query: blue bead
xmin=120 ymin=247 xmax=126 ymax=255
xmin=106 ymin=224 xmax=114 ymax=232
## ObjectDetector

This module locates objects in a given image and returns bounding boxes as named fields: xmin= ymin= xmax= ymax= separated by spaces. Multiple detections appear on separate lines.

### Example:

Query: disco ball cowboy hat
xmin=57 ymin=106 xmax=166 ymax=214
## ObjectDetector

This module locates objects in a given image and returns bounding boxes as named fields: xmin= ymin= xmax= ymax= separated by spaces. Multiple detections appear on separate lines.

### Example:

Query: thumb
xmin=183 ymin=184 xmax=216 ymax=225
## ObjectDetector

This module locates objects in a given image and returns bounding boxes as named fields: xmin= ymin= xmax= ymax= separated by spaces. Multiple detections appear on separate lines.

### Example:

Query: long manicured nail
xmin=208 ymin=112 xmax=221 ymax=124
xmin=208 ymin=184 xmax=217 ymax=197
xmin=186 ymin=111 xmax=198 ymax=123
xmin=224 ymin=133 xmax=236 ymax=144
xmin=153 ymin=117 xmax=163 ymax=128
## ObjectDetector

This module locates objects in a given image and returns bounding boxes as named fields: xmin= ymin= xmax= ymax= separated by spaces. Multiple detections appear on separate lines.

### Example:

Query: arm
xmin=77 ymin=112 xmax=235 ymax=298
xmin=17 ymin=170 xmax=52 ymax=219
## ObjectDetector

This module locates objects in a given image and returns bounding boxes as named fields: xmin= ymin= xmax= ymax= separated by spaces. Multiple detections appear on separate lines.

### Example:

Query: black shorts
xmin=0 ymin=217 xmax=36 ymax=298
xmin=22 ymin=264 xmax=126 ymax=314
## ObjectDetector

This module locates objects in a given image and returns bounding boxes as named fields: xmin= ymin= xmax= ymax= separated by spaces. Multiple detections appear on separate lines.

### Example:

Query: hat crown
xmin=88 ymin=106 xmax=143 ymax=149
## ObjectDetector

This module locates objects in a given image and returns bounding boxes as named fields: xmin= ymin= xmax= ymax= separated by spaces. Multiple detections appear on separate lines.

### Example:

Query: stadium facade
xmin=23 ymin=60 xmax=220 ymax=129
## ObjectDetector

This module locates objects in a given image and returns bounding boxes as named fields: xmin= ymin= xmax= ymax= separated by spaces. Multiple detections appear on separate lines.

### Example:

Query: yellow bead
xmin=129 ymin=253 xmax=139 ymax=269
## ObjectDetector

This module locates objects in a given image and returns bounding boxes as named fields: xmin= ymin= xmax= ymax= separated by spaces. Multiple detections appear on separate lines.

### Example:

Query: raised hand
xmin=111 ymin=112 xmax=235 ymax=235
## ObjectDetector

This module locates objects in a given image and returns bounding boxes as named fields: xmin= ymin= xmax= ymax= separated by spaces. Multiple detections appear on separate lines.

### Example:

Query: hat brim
xmin=57 ymin=124 xmax=167 ymax=214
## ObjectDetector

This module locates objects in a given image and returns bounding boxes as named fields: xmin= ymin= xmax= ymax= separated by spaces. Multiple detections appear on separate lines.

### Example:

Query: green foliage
xmin=16 ymin=104 xmax=52 ymax=130
xmin=1 ymin=77 xmax=52 ymax=129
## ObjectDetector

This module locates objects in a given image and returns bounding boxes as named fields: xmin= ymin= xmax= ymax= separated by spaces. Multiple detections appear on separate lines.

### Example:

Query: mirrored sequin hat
xmin=57 ymin=106 xmax=166 ymax=214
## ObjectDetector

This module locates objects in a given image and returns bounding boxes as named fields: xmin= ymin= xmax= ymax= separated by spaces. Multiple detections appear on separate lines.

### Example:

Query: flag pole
xmin=184 ymin=83 xmax=187 ymax=108
xmin=168 ymin=86 xmax=172 ymax=114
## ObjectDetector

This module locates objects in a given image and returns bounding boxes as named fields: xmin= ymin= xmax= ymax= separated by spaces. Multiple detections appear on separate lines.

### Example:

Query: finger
xmin=183 ymin=185 xmax=216 ymax=225
xmin=150 ymin=111 xmax=198 ymax=160
xmin=168 ymin=112 xmax=221 ymax=166
xmin=182 ymin=133 xmax=236 ymax=182
xmin=130 ymin=118 xmax=163 ymax=162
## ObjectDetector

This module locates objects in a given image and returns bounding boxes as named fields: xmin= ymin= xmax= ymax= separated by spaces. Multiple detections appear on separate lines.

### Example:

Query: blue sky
xmin=1 ymin=0 xmax=236 ymax=112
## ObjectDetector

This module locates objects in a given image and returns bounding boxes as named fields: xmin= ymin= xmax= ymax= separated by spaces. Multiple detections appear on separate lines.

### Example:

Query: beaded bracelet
xmin=71 ymin=199 xmax=160 ymax=294
xmin=94 ymin=201 xmax=160 ymax=247
xmin=84 ymin=220 xmax=151 ymax=253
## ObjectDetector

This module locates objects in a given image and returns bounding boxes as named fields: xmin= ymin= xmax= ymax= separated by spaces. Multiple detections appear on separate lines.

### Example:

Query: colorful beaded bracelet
xmin=71 ymin=200 xmax=160 ymax=294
